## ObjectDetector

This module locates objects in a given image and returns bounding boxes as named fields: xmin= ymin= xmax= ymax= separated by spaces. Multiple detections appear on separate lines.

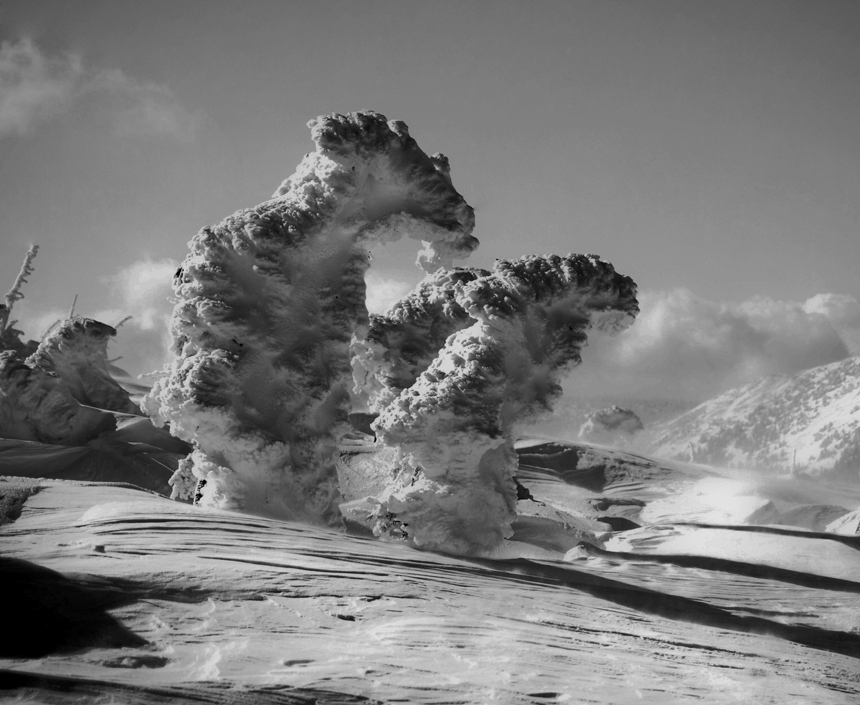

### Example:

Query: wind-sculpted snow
xmin=143 ymin=112 xmax=477 ymax=525
xmin=0 ymin=351 xmax=115 ymax=445
xmin=647 ymin=356 xmax=860 ymax=477
xmin=2 ymin=476 xmax=860 ymax=704
xmin=27 ymin=317 xmax=139 ymax=415
xmin=372 ymin=254 xmax=639 ymax=555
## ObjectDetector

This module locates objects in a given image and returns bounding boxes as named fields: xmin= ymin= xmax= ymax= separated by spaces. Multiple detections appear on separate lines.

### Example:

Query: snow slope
xmin=3 ymin=440 xmax=860 ymax=703
xmin=646 ymin=356 xmax=860 ymax=477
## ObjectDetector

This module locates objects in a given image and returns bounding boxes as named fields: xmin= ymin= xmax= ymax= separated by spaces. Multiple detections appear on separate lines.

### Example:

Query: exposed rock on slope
xmin=144 ymin=111 xmax=477 ymax=526
xmin=647 ymin=356 xmax=860 ymax=477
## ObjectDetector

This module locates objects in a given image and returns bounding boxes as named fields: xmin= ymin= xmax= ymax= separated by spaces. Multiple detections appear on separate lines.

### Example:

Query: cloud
xmin=365 ymin=270 xmax=415 ymax=314
xmin=0 ymin=38 xmax=200 ymax=140
xmin=87 ymin=258 xmax=178 ymax=376
xmin=13 ymin=258 xmax=178 ymax=378
xmin=566 ymin=288 xmax=858 ymax=402
xmin=91 ymin=68 xmax=201 ymax=141
xmin=0 ymin=37 xmax=83 ymax=136
xmin=803 ymin=293 xmax=860 ymax=355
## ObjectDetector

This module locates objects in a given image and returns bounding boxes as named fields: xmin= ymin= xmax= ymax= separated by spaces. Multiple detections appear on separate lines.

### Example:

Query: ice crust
xmin=369 ymin=254 xmax=638 ymax=554
xmin=143 ymin=112 xmax=477 ymax=525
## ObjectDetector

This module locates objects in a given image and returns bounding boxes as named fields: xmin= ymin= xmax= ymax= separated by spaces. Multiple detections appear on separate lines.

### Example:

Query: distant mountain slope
xmin=646 ymin=356 xmax=860 ymax=477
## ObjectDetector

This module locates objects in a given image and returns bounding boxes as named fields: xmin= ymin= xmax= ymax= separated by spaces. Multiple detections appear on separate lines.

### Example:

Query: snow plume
xmin=0 ymin=38 xmax=199 ymax=140
xmin=567 ymin=288 xmax=854 ymax=402
xmin=371 ymin=254 xmax=638 ymax=555
xmin=144 ymin=111 xmax=477 ymax=525
xmin=27 ymin=317 xmax=138 ymax=414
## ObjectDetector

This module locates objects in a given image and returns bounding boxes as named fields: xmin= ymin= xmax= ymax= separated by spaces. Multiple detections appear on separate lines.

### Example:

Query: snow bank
xmin=371 ymin=254 xmax=638 ymax=554
xmin=144 ymin=111 xmax=477 ymax=525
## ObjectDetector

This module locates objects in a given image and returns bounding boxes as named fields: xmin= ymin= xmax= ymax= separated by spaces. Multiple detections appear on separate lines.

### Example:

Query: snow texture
xmin=371 ymin=254 xmax=639 ymax=555
xmin=143 ymin=111 xmax=477 ymax=526
xmin=2 ymin=460 xmax=859 ymax=704
xmin=351 ymin=266 xmax=487 ymax=413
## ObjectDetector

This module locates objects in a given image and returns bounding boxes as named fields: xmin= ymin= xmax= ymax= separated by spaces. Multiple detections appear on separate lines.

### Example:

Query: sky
xmin=1 ymin=0 xmax=858 ymax=398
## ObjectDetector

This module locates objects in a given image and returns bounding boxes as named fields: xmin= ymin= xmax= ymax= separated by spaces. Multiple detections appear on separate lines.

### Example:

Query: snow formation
xmin=27 ymin=317 xmax=139 ymax=414
xmin=142 ymin=111 xmax=639 ymax=554
xmin=143 ymin=111 xmax=477 ymax=525
xmin=351 ymin=266 xmax=487 ymax=413
xmin=647 ymin=356 xmax=860 ymax=477
xmin=369 ymin=254 xmax=638 ymax=554
xmin=0 ymin=350 xmax=115 ymax=445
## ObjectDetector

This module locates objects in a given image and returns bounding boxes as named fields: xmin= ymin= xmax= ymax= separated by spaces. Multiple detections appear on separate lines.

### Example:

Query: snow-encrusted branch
xmin=1 ymin=244 xmax=39 ymax=339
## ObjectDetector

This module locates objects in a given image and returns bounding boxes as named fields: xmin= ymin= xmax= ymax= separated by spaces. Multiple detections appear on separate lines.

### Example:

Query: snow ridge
xmin=648 ymin=356 xmax=860 ymax=477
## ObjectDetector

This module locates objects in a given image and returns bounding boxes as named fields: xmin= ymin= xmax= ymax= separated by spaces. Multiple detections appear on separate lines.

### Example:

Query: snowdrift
xmin=2 ymin=449 xmax=860 ymax=703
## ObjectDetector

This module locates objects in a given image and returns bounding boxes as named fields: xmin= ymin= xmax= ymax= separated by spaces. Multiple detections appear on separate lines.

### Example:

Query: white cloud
xmin=566 ymin=288 xmax=857 ymax=402
xmin=365 ymin=270 xmax=415 ymax=314
xmin=92 ymin=68 xmax=201 ymax=141
xmin=0 ymin=38 xmax=82 ymax=136
xmin=803 ymin=293 xmax=860 ymax=355
xmin=88 ymin=258 xmax=178 ymax=375
xmin=0 ymin=38 xmax=200 ymax=140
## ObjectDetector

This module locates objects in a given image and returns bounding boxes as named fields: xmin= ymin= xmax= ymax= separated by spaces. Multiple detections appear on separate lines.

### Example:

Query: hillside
xmin=646 ymin=356 xmax=860 ymax=477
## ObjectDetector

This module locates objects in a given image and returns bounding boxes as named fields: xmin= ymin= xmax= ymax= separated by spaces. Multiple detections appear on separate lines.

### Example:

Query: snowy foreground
xmin=2 ymin=440 xmax=860 ymax=704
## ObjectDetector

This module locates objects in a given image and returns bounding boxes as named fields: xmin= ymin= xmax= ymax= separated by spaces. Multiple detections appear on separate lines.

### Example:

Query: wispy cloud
xmin=0 ymin=38 xmax=201 ymax=140
xmin=0 ymin=38 xmax=83 ymax=136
